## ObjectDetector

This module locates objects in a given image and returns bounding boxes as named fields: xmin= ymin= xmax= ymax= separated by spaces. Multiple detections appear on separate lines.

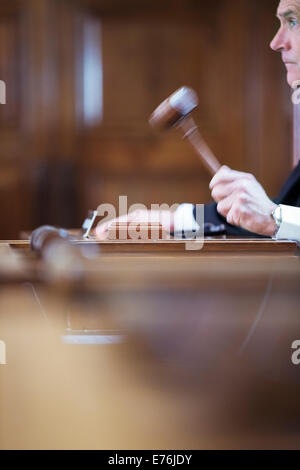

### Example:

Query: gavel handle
xmin=177 ymin=115 xmax=221 ymax=176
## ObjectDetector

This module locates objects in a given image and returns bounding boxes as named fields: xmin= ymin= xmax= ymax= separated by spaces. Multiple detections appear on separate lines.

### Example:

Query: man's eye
xmin=288 ymin=17 xmax=298 ymax=28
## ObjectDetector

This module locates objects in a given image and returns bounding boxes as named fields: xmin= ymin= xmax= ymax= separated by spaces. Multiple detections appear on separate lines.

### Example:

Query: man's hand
xmin=209 ymin=166 xmax=278 ymax=236
xmin=95 ymin=209 xmax=174 ymax=240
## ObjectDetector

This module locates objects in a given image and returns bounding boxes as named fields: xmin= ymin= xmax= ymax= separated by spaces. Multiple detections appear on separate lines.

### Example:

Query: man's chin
xmin=287 ymin=71 xmax=300 ymax=88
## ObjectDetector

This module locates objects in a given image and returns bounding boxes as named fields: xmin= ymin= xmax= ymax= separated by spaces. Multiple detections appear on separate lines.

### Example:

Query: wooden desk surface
xmin=3 ymin=236 xmax=300 ymax=257
xmin=0 ymin=236 xmax=300 ymax=449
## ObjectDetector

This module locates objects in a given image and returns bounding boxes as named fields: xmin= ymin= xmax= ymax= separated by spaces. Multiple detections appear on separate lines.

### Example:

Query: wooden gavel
xmin=149 ymin=87 xmax=221 ymax=176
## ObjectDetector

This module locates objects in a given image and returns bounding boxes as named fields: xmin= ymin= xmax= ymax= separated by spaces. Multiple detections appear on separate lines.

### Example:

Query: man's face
xmin=270 ymin=0 xmax=300 ymax=86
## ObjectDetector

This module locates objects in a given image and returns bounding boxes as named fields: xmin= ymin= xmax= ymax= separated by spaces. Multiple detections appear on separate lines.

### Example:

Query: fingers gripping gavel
xmin=149 ymin=87 xmax=221 ymax=176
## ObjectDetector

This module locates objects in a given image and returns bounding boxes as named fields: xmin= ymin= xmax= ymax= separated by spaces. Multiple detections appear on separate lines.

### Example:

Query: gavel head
xmin=149 ymin=86 xmax=198 ymax=131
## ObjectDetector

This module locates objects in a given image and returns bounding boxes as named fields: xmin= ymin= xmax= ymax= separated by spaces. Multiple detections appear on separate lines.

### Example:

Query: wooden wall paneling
xmin=0 ymin=14 xmax=21 ymax=128
xmin=77 ymin=0 xmax=274 ymax=216
xmin=0 ymin=1 xmax=33 ymax=238
xmin=56 ymin=0 xmax=78 ymax=158
xmin=23 ymin=0 xmax=78 ymax=159
xmin=0 ymin=0 xmax=295 ymax=237
xmin=0 ymin=0 xmax=85 ymax=236
xmin=22 ymin=0 xmax=54 ymax=157
xmin=21 ymin=0 xmax=82 ymax=229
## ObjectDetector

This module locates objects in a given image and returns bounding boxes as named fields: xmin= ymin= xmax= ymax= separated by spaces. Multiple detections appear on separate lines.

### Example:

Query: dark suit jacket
xmin=194 ymin=162 xmax=300 ymax=237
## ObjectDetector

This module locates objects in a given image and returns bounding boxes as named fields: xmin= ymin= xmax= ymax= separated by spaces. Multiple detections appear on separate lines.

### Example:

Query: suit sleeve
xmin=174 ymin=202 xmax=266 ymax=237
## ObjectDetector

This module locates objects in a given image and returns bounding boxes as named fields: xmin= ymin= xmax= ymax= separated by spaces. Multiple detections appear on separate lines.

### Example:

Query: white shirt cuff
xmin=274 ymin=204 xmax=300 ymax=242
xmin=174 ymin=204 xmax=200 ymax=233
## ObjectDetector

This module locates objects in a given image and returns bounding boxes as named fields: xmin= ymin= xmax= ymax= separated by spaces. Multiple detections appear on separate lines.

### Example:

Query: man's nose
xmin=270 ymin=27 xmax=290 ymax=51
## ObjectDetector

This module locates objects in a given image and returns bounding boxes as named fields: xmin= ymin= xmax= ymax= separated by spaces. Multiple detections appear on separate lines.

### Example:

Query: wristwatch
xmin=271 ymin=205 xmax=282 ymax=238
